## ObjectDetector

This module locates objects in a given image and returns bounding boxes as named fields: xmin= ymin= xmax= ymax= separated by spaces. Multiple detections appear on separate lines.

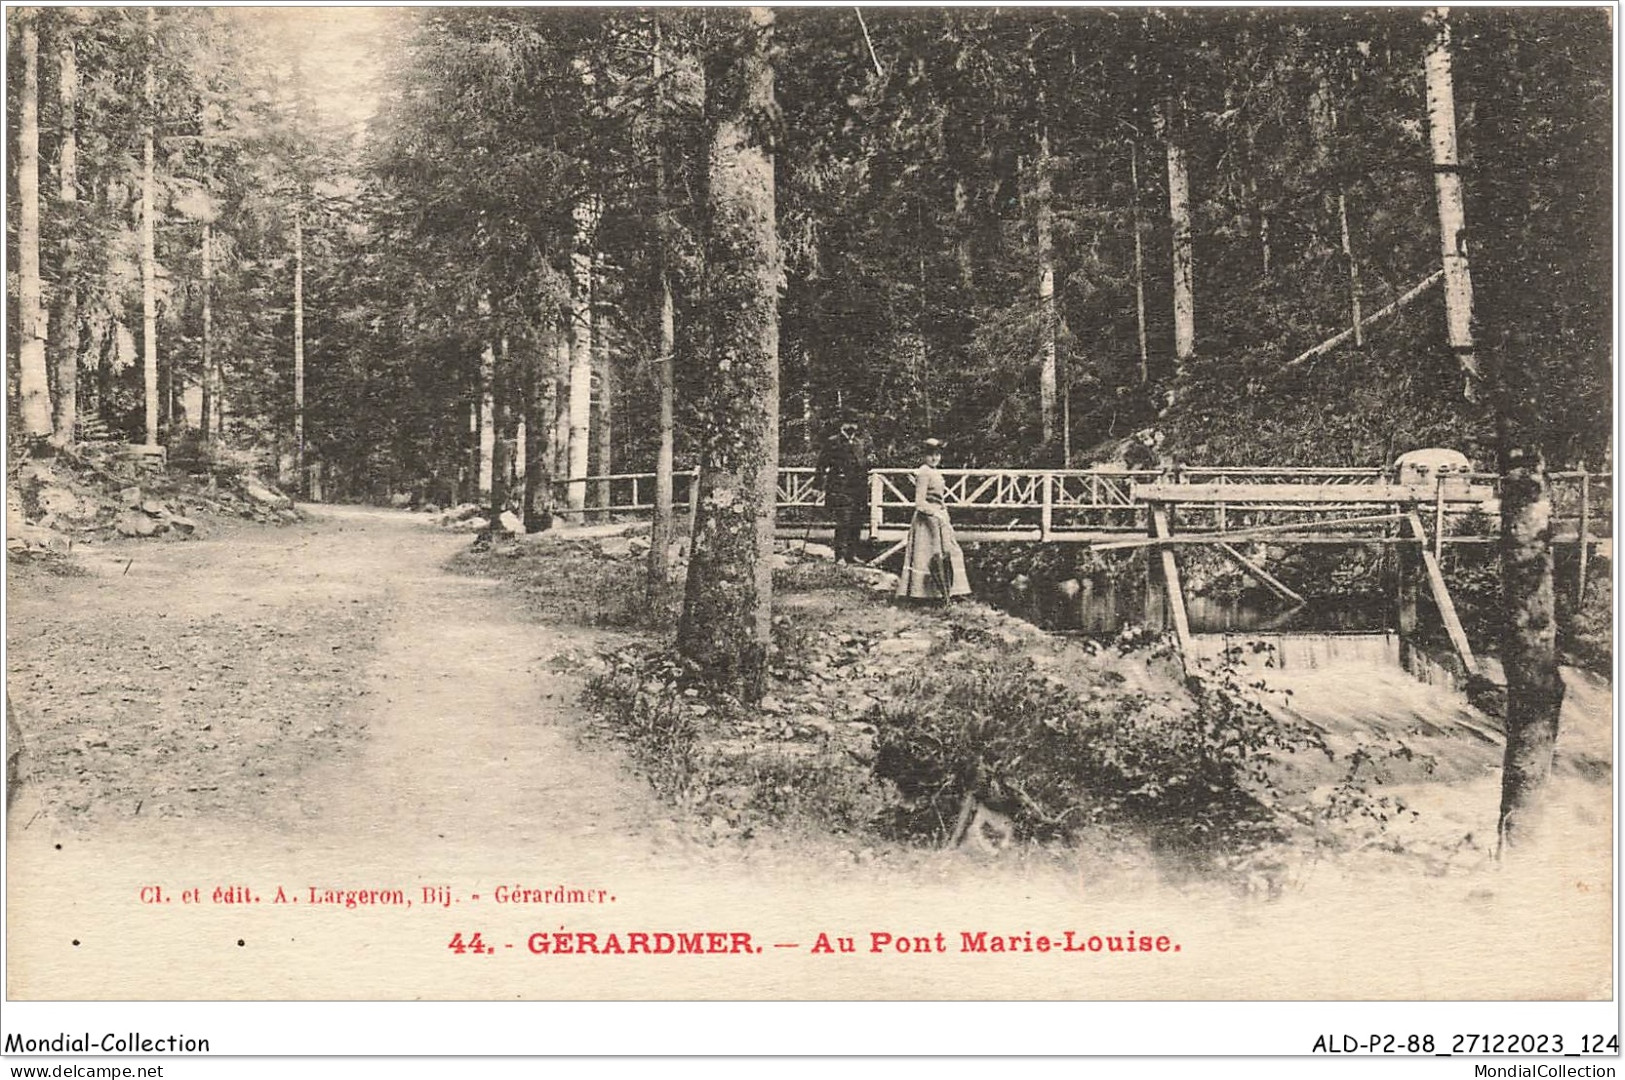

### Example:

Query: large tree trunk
xmin=1423 ymin=7 xmax=1481 ymax=400
xmin=1496 ymin=446 xmax=1565 ymax=849
xmin=200 ymin=222 xmax=216 ymax=442
xmin=650 ymin=265 xmax=677 ymax=588
xmin=487 ymin=332 xmax=507 ymax=528
xmin=16 ymin=14 xmax=52 ymax=442
xmin=477 ymin=297 xmax=495 ymax=498
xmin=551 ymin=328 xmax=570 ymax=483
xmin=678 ymin=7 xmax=780 ymax=702
xmin=566 ymin=198 xmax=597 ymax=519
xmin=1130 ymin=141 xmax=1150 ymax=386
xmin=141 ymin=10 xmax=159 ymax=447
xmin=50 ymin=32 xmax=80 ymax=447
xmin=592 ymin=286 xmax=612 ymax=511
xmin=522 ymin=329 xmax=552 ymax=532
xmin=647 ymin=13 xmax=676 ymax=593
xmin=1167 ymin=134 xmax=1195 ymax=392
xmin=292 ymin=208 xmax=306 ymax=494
xmin=1035 ymin=124 xmax=1057 ymax=450
xmin=199 ymin=95 xmax=218 ymax=445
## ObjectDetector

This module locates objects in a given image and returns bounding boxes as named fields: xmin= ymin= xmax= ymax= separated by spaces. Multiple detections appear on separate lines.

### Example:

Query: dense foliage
xmin=10 ymin=9 xmax=1608 ymax=489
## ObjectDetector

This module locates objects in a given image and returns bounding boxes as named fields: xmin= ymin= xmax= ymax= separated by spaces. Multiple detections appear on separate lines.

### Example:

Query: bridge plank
xmin=1133 ymin=482 xmax=1493 ymax=504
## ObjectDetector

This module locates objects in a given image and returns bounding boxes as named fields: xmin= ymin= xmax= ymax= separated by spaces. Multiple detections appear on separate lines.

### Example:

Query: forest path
xmin=4 ymin=507 xmax=1612 ymax=1004
xmin=265 ymin=504 xmax=668 ymax=859
xmin=5 ymin=505 xmax=789 ymax=998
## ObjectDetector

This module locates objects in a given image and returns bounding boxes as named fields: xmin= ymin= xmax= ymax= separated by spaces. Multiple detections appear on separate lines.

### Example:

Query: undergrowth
xmin=868 ymin=640 xmax=1336 ymax=866
xmin=457 ymin=535 xmax=1465 ymax=884
xmin=583 ymin=647 xmax=889 ymax=837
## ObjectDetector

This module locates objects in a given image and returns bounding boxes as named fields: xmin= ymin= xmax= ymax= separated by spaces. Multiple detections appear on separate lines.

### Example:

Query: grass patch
xmin=448 ymin=537 xmax=675 ymax=630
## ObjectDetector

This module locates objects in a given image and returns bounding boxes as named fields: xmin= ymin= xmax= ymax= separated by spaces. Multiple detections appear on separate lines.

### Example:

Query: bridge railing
xmin=549 ymin=466 xmax=1611 ymax=543
xmin=866 ymin=468 xmax=1163 ymax=539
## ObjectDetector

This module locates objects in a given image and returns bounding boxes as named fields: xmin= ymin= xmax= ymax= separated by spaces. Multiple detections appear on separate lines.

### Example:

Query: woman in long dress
xmin=897 ymin=439 xmax=971 ymax=600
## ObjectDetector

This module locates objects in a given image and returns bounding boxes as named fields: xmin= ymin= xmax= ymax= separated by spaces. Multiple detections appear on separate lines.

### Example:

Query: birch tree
xmin=51 ymin=27 xmax=81 ymax=446
xmin=15 ymin=12 xmax=52 ymax=441
xmin=1423 ymin=7 xmax=1480 ymax=401
xmin=141 ymin=7 xmax=160 ymax=446
xmin=1166 ymin=125 xmax=1195 ymax=394
xmin=566 ymin=197 xmax=597 ymax=518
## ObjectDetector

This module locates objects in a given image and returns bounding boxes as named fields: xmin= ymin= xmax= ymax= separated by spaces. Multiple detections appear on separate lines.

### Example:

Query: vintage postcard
xmin=3 ymin=2 xmax=1615 ymax=1063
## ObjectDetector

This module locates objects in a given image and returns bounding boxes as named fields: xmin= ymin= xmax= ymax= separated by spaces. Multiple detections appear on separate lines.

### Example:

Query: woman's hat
xmin=923 ymin=438 xmax=945 ymax=451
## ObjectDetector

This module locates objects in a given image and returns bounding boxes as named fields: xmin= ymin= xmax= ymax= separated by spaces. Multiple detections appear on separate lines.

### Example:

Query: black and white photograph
xmin=1 ymin=3 xmax=1616 ymax=1069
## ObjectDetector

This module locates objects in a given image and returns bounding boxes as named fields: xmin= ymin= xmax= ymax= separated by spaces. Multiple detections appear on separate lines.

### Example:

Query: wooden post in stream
xmin=1144 ymin=507 xmax=1164 ymax=631
xmin=1152 ymin=506 xmax=1193 ymax=673
xmin=1396 ymin=514 xmax=1419 ymax=637
xmin=1576 ymin=467 xmax=1591 ymax=606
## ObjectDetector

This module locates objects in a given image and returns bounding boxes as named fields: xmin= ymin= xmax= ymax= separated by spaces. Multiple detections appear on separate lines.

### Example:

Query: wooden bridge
xmin=556 ymin=465 xmax=1607 ymax=548
xmin=553 ymin=464 xmax=1609 ymax=677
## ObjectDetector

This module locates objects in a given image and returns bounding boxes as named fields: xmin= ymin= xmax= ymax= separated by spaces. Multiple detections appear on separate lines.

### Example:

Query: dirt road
xmin=4 ymin=507 xmax=1612 ymax=1009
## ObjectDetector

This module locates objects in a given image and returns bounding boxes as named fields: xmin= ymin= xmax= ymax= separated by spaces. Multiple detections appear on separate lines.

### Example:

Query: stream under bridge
xmin=553 ymin=464 xmax=1609 ymax=685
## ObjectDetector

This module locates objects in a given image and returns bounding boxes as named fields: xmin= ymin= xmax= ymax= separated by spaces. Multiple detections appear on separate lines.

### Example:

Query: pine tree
xmin=678 ymin=8 xmax=781 ymax=701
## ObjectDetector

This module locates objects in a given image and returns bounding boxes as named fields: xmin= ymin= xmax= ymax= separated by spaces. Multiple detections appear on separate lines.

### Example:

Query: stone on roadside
xmin=499 ymin=510 xmax=525 ymax=535
xmin=242 ymin=476 xmax=292 ymax=509
xmin=116 ymin=509 xmax=159 ymax=538
xmin=867 ymin=572 xmax=900 ymax=592
xmin=38 ymin=485 xmax=85 ymax=519
xmin=167 ymin=515 xmax=198 ymax=536
xmin=119 ymin=486 xmax=143 ymax=509
xmin=140 ymin=498 xmax=167 ymax=516
xmin=9 ymin=522 xmax=70 ymax=555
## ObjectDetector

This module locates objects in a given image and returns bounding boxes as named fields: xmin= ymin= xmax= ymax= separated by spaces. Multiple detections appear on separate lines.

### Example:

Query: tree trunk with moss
xmin=1496 ymin=446 xmax=1565 ymax=849
xmin=678 ymin=8 xmax=780 ymax=702
xmin=647 ymin=12 xmax=676 ymax=595
xmin=522 ymin=326 xmax=553 ymax=532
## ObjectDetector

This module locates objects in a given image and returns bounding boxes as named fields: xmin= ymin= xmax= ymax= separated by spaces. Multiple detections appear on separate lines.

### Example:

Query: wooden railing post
xmin=868 ymin=471 xmax=882 ymax=538
xmin=688 ymin=467 xmax=700 ymax=520
xmin=1434 ymin=473 xmax=1445 ymax=562
xmin=1144 ymin=502 xmax=1164 ymax=631
xmin=1577 ymin=466 xmax=1591 ymax=606
xmin=1040 ymin=472 xmax=1053 ymax=541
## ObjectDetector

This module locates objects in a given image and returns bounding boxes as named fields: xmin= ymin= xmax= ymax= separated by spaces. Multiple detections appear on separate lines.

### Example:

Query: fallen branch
xmin=1283 ymin=269 xmax=1444 ymax=371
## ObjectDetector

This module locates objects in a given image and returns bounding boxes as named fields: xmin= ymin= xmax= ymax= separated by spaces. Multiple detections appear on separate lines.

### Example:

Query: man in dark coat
xmin=813 ymin=415 xmax=871 ymax=564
